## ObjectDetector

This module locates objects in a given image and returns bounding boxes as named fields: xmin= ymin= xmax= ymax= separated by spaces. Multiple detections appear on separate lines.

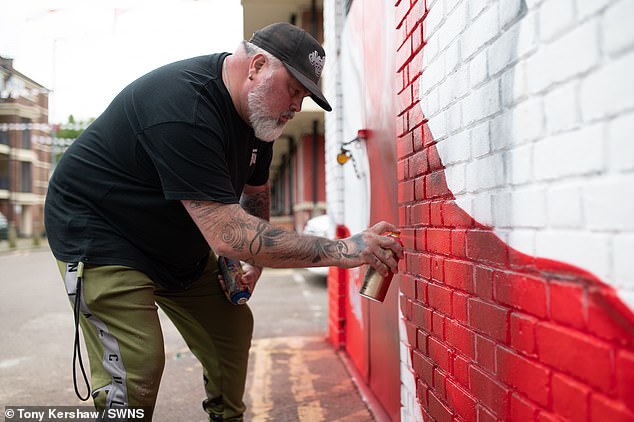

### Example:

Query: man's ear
xmin=249 ymin=54 xmax=267 ymax=77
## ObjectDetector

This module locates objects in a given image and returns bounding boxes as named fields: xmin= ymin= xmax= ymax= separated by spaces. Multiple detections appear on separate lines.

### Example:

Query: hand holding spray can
xmin=359 ymin=232 xmax=402 ymax=303
xmin=217 ymin=256 xmax=251 ymax=305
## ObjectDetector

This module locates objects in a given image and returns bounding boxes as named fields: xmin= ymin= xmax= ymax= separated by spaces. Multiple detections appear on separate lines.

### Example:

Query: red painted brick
xmin=453 ymin=354 xmax=470 ymax=387
xmin=426 ymin=145 xmax=443 ymax=171
xmin=427 ymin=228 xmax=452 ymax=255
xmin=444 ymin=259 xmax=475 ymax=293
xmin=497 ymin=346 xmax=550 ymax=406
xmin=446 ymin=320 xmax=475 ymax=359
xmin=413 ymin=348 xmax=434 ymax=387
xmin=425 ymin=171 xmax=449 ymax=199
xmin=536 ymin=322 xmax=614 ymax=392
xmin=416 ymin=278 xmax=428 ymax=302
xmin=410 ymin=149 xmax=429 ymax=177
xmin=412 ymin=202 xmax=430 ymax=226
xmin=414 ymin=175 xmax=426 ymax=201
xmin=415 ymin=229 xmax=426 ymax=252
xmin=417 ymin=378 xmax=429 ymax=407
xmin=549 ymin=282 xmax=585 ymax=330
xmin=617 ymin=350 xmax=634 ymax=411
xmin=477 ymin=405 xmax=497 ymax=422
xmin=412 ymin=301 xmax=433 ymax=332
xmin=451 ymin=229 xmax=467 ymax=259
xmin=428 ymin=282 xmax=453 ymax=315
xmin=431 ymin=201 xmax=443 ymax=226
xmin=470 ymin=365 xmax=511 ymax=418
xmin=468 ymin=298 xmax=510 ymax=343
xmin=428 ymin=390 xmax=453 ymax=422
xmin=432 ymin=312 xmax=445 ymax=339
xmin=446 ymin=379 xmax=477 ymax=422
xmin=466 ymin=230 xmax=509 ymax=266
xmin=442 ymin=201 xmax=476 ymax=228
xmin=399 ymin=179 xmax=415 ymax=203
xmin=434 ymin=367 xmax=448 ymax=398
xmin=494 ymin=272 xmax=548 ymax=318
xmin=591 ymin=393 xmax=634 ymax=422
xmin=431 ymin=256 xmax=443 ymax=283
xmin=397 ymin=133 xmax=414 ymax=159
xmin=475 ymin=334 xmax=496 ymax=374
xmin=400 ymin=274 xmax=416 ymax=297
xmin=453 ymin=291 xmax=469 ymax=323
xmin=401 ymin=227 xmax=415 ymax=249
xmin=587 ymin=289 xmax=634 ymax=346
xmin=401 ymin=296 xmax=412 ymax=320
xmin=552 ymin=372 xmax=590 ymax=422
xmin=510 ymin=312 xmax=538 ymax=356
xmin=417 ymin=329 xmax=429 ymax=355
xmin=510 ymin=393 xmax=538 ymax=421
xmin=475 ymin=266 xmax=494 ymax=299
xmin=410 ymin=253 xmax=431 ymax=279
xmin=428 ymin=336 xmax=452 ymax=373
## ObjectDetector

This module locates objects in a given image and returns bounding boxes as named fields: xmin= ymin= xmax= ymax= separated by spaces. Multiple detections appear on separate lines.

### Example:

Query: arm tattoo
xmin=186 ymin=200 xmax=365 ymax=267
xmin=240 ymin=188 xmax=270 ymax=221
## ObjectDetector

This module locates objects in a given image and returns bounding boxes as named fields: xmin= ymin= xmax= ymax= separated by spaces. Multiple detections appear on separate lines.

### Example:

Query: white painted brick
xmin=445 ymin=162 xmax=467 ymax=194
xmin=445 ymin=0 xmax=462 ymax=14
xmin=466 ymin=154 xmax=506 ymax=191
xmin=488 ymin=13 xmax=538 ymax=77
xmin=499 ymin=0 xmax=527 ymax=29
xmin=424 ymin=30 xmax=440 ymax=63
xmin=490 ymin=110 xmax=513 ymax=151
xmin=492 ymin=187 xmax=547 ymax=228
xmin=421 ymin=54 xmax=445 ymax=94
xmin=576 ymin=0 xmax=613 ymax=20
xmin=469 ymin=49 xmax=489 ymax=88
xmin=500 ymin=59 xmax=527 ymax=107
xmin=539 ymin=0 xmax=575 ymax=42
xmin=525 ymin=0 xmax=546 ymax=10
xmin=426 ymin=0 xmax=446 ymax=40
xmin=471 ymin=191 xmax=494 ymax=225
xmin=535 ymin=230 xmax=611 ymax=280
xmin=447 ymin=102 xmax=463 ymax=133
xmin=463 ymin=79 xmax=501 ymax=125
xmin=543 ymin=81 xmax=580 ymax=135
xmin=450 ymin=66 xmax=470 ymax=101
xmin=444 ymin=40 xmax=461 ymax=74
xmin=614 ymin=234 xmax=634 ymax=285
xmin=437 ymin=129 xmax=471 ymax=164
xmin=584 ymin=174 xmax=634 ymax=230
xmin=427 ymin=109 xmax=448 ymax=140
xmin=603 ymin=0 xmax=634 ymax=56
xmin=438 ymin=2 xmax=467 ymax=51
xmin=608 ymin=112 xmax=634 ymax=171
xmin=546 ymin=183 xmax=584 ymax=228
xmin=463 ymin=5 xmax=500 ymax=59
xmin=534 ymin=124 xmax=604 ymax=181
xmin=511 ymin=97 xmax=544 ymax=145
xmin=471 ymin=121 xmax=491 ymax=158
xmin=507 ymin=143 xmax=533 ymax=185
xmin=424 ymin=85 xmax=440 ymax=116
xmin=581 ymin=51 xmax=634 ymax=122
xmin=526 ymin=19 xmax=600 ymax=94
xmin=469 ymin=0 xmax=490 ymax=20
xmin=504 ymin=228 xmax=537 ymax=255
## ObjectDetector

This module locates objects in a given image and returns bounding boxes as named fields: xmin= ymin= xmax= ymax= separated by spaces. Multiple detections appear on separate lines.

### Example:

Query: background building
xmin=0 ymin=56 xmax=51 ymax=240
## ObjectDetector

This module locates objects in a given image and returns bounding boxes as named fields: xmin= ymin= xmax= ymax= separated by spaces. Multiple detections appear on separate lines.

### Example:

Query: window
xmin=20 ymin=162 xmax=32 ymax=192
xmin=21 ymin=118 xmax=31 ymax=149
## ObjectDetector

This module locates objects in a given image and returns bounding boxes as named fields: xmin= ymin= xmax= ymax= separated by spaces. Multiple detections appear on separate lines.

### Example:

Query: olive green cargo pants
xmin=57 ymin=255 xmax=253 ymax=421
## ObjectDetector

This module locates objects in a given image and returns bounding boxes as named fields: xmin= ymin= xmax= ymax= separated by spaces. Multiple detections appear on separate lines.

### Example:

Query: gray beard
xmin=247 ymin=76 xmax=291 ymax=142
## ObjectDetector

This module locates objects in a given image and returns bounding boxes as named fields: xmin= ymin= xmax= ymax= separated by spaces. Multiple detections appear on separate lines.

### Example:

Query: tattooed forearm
xmin=240 ymin=186 xmax=270 ymax=221
xmin=183 ymin=199 xmax=367 ymax=268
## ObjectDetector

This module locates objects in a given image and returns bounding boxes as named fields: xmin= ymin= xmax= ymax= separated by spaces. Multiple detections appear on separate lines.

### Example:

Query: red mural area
xmin=395 ymin=1 xmax=634 ymax=421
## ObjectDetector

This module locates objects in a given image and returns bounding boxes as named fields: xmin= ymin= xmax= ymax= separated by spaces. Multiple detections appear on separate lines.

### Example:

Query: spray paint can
xmin=359 ymin=232 xmax=402 ymax=303
xmin=217 ymin=256 xmax=251 ymax=305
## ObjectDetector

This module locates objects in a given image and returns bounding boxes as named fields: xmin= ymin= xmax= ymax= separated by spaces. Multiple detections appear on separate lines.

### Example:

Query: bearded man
xmin=44 ymin=22 xmax=402 ymax=421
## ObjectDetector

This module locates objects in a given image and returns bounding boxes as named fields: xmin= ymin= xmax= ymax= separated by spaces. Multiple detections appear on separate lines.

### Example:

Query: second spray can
xmin=218 ymin=256 xmax=251 ymax=305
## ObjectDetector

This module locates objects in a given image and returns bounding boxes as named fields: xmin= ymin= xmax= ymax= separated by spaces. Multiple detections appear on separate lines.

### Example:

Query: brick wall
xmin=396 ymin=0 xmax=634 ymax=420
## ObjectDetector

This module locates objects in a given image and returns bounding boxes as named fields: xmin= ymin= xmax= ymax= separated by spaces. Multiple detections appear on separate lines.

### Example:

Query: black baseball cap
xmin=250 ymin=22 xmax=332 ymax=112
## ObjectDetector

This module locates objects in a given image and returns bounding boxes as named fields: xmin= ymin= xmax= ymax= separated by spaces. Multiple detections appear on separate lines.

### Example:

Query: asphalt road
xmin=0 ymin=247 xmax=374 ymax=421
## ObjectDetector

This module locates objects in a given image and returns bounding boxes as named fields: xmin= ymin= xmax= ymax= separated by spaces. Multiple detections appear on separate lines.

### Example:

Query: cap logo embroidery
xmin=308 ymin=50 xmax=324 ymax=78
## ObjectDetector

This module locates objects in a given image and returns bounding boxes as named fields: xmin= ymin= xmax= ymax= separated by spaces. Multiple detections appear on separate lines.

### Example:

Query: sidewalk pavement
xmin=0 ymin=239 xmax=377 ymax=422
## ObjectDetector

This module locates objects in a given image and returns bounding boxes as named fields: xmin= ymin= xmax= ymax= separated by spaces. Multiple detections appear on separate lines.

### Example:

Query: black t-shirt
xmin=44 ymin=53 xmax=273 ymax=289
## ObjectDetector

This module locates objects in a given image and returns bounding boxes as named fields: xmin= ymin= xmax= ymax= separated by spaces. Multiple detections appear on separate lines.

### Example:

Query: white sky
xmin=0 ymin=0 xmax=244 ymax=123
